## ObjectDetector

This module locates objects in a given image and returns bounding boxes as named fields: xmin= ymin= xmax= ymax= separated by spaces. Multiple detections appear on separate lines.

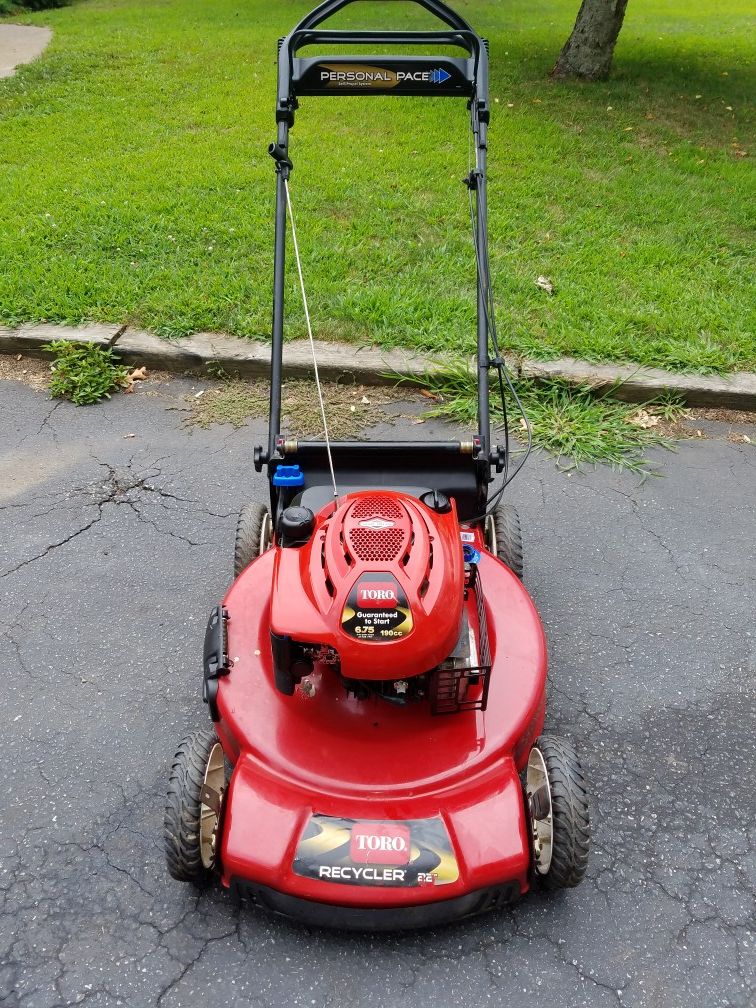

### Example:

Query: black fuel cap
xmin=278 ymin=506 xmax=315 ymax=548
xmin=420 ymin=490 xmax=452 ymax=514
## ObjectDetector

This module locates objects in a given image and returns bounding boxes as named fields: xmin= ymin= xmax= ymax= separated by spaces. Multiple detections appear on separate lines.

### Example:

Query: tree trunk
xmin=551 ymin=0 xmax=629 ymax=81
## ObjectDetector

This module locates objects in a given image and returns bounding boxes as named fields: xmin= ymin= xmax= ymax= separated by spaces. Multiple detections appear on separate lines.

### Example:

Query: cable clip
xmin=463 ymin=170 xmax=482 ymax=191
xmin=269 ymin=143 xmax=293 ymax=176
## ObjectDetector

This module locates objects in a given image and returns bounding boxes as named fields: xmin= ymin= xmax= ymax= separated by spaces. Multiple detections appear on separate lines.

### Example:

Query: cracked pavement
xmin=0 ymin=375 xmax=754 ymax=1008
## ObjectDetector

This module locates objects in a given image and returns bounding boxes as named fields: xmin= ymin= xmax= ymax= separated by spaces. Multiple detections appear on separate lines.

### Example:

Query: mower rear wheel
xmin=526 ymin=735 xmax=590 ymax=889
xmin=234 ymin=502 xmax=272 ymax=576
xmin=485 ymin=503 xmax=523 ymax=579
xmin=164 ymin=729 xmax=226 ymax=883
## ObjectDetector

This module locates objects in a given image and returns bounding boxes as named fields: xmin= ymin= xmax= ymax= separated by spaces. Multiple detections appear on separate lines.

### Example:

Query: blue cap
xmin=463 ymin=544 xmax=481 ymax=564
xmin=272 ymin=464 xmax=305 ymax=487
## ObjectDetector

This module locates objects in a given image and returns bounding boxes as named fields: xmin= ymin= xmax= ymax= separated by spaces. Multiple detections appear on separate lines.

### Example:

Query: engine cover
xmin=269 ymin=491 xmax=465 ymax=681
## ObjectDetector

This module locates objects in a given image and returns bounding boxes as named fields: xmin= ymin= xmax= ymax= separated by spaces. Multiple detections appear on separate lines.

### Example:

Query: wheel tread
xmin=164 ymin=728 xmax=219 ymax=883
xmin=534 ymin=734 xmax=590 ymax=889
xmin=234 ymin=502 xmax=269 ymax=577
xmin=491 ymin=504 xmax=524 ymax=579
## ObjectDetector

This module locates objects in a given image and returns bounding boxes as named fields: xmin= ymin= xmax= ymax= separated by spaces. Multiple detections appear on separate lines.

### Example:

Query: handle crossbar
xmin=292 ymin=0 xmax=474 ymax=35
xmin=276 ymin=2 xmax=488 ymax=118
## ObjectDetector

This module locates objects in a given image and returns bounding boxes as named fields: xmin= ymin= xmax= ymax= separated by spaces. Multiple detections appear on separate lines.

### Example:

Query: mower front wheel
xmin=526 ymin=735 xmax=590 ymax=889
xmin=164 ymin=729 xmax=227 ymax=884
xmin=234 ymin=502 xmax=272 ymax=576
xmin=485 ymin=503 xmax=523 ymax=579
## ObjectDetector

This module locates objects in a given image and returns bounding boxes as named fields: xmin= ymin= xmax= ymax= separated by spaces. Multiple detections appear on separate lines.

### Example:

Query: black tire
xmin=234 ymin=502 xmax=270 ymax=577
xmin=530 ymin=735 xmax=590 ymax=889
xmin=489 ymin=503 xmax=523 ymax=579
xmin=164 ymin=729 xmax=221 ymax=883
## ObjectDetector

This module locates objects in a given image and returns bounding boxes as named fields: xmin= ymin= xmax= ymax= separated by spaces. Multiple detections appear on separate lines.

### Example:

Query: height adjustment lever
xmin=489 ymin=445 xmax=506 ymax=473
xmin=253 ymin=445 xmax=268 ymax=472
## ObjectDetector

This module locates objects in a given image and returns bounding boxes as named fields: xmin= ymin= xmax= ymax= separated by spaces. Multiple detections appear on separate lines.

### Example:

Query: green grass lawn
xmin=1 ymin=0 xmax=754 ymax=372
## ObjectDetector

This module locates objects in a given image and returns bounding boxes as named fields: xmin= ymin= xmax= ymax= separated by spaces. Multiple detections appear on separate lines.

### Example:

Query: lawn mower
xmin=164 ymin=0 xmax=590 ymax=929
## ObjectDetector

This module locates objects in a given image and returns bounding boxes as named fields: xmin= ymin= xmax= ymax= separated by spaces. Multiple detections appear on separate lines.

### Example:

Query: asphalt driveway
xmin=0 ymin=373 xmax=753 ymax=1008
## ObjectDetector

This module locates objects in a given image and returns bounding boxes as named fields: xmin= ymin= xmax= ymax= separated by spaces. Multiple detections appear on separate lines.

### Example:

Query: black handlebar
xmin=275 ymin=1 xmax=488 ymax=123
xmin=290 ymin=29 xmax=479 ymax=55
xmin=266 ymin=0 xmax=494 ymax=467
xmin=291 ymin=0 xmax=474 ymax=35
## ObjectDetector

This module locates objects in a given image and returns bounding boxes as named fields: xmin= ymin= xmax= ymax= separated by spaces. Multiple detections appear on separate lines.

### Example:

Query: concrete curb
xmin=0 ymin=323 xmax=447 ymax=387
xmin=110 ymin=328 xmax=441 ymax=386
xmin=1 ymin=322 xmax=754 ymax=411
xmin=521 ymin=358 xmax=756 ymax=412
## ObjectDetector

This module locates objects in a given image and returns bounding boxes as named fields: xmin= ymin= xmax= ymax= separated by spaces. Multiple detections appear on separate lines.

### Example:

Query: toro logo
xmin=351 ymin=823 xmax=411 ymax=865
xmin=358 ymin=582 xmax=397 ymax=609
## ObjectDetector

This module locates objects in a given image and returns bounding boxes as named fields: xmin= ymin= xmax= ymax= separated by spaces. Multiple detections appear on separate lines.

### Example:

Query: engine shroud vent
xmin=349 ymin=497 xmax=404 ymax=522
xmin=342 ymin=496 xmax=412 ymax=565
xmin=348 ymin=527 xmax=405 ymax=562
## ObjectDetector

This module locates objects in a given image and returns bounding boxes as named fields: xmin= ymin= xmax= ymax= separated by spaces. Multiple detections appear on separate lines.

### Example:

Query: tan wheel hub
xmin=526 ymin=746 xmax=553 ymax=875
xmin=484 ymin=513 xmax=497 ymax=555
xmin=259 ymin=511 xmax=273 ymax=554
xmin=199 ymin=742 xmax=225 ymax=869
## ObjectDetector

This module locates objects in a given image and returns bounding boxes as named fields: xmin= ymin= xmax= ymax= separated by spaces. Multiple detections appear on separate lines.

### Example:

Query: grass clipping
xmin=186 ymin=379 xmax=401 ymax=438
xmin=395 ymin=362 xmax=686 ymax=474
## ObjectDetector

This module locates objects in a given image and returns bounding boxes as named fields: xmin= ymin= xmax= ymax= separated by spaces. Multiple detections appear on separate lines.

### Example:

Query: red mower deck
xmin=215 ymin=529 xmax=546 ymax=923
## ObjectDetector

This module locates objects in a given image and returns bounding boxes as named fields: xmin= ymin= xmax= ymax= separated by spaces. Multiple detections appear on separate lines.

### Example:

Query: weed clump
xmin=43 ymin=340 xmax=129 ymax=405
xmin=394 ymin=361 xmax=686 ymax=474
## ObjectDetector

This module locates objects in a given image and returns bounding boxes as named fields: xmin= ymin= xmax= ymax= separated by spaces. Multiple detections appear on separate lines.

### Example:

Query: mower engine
xmin=269 ymin=490 xmax=487 ymax=711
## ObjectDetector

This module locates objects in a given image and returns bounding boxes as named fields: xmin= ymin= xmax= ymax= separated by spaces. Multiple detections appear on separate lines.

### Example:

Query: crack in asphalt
xmin=155 ymin=926 xmax=240 ymax=1007
xmin=1 ymin=509 xmax=105 ymax=580
xmin=12 ymin=399 xmax=63 ymax=452
xmin=1 ymin=459 xmax=235 ymax=579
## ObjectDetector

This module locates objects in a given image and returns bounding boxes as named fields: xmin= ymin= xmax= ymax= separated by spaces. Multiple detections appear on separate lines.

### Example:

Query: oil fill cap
xmin=278 ymin=506 xmax=315 ymax=547
xmin=420 ymin=490 xmax=452 ymax=514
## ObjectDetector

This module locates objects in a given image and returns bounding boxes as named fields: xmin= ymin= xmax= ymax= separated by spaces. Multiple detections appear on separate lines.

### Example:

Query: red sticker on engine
xmin=341 ymin=573 xmax=413 ymax=641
